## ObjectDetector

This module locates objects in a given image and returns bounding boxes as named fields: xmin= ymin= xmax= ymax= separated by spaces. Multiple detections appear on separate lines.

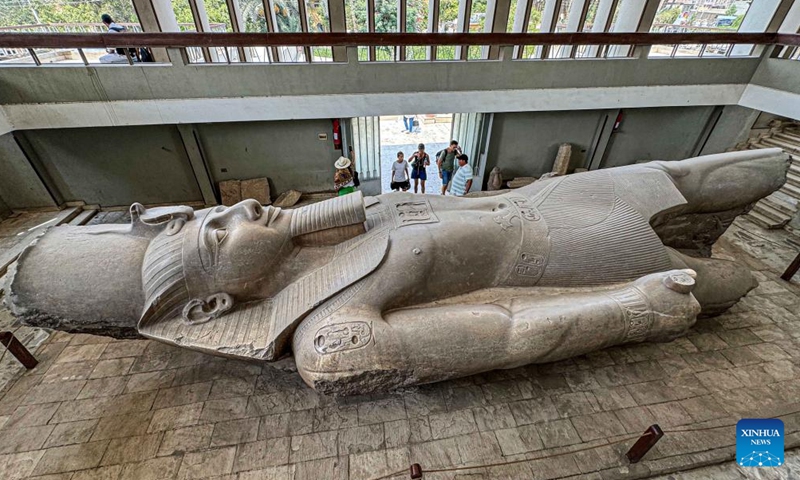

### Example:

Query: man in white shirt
xmin=390 ymin=152 xmax=410 ymax=192
xmin=449 ymin=154 xmax=473 ymax=196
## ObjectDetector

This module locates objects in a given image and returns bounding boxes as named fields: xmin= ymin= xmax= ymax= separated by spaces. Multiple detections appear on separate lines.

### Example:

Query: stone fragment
xmin=552 ymin=142 xmax=572 ymax=175
xmin=273 ymin=189 xmax=302 ymax=208
xmin=240 ymin=177 xmax=272 ymax=205
xmin=219 ymin=180 xmax=242 ymax=206
xmin=507 ymin=177 xmax=537 ymax=188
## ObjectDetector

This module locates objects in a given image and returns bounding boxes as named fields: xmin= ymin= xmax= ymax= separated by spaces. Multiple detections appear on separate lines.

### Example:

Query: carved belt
xmin=497 ymin=194 xmax=552 ymax=287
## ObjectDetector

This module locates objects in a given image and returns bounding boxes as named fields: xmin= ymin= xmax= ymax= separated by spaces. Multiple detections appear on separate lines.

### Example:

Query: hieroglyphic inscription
xmin=394 ymin=200 xmax=440 ymax=227
xmin=314 ymin=321 xmax=372 ymax=354
xmin=510 ymin=196 xmax=541 ymax=221
xmin=608 ymin=287 xmax=653 ymax=343
xmin=514 ymin=253 xmax=546 ymax=278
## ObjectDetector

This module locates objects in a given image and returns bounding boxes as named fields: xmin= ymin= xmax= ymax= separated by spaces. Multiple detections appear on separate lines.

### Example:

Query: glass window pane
xmin=345 ymin=0 xmax=369 ymax=32
xmin=205 ymin=0 xmax=234 ymax=31
xmin=437 ymin=0 xmax=458 ymax=59
xmin=507 ymin=0 xmax=519 ymax=31
xmin=240 ymin=0 xmax=268 ymax=31
xmin=306 ymin=0 xmax=330 ymax=31
xmin=374 ymin=0 xmax=398 ymax=61
xmin=406 ymin=0 xmax=429 ymax=60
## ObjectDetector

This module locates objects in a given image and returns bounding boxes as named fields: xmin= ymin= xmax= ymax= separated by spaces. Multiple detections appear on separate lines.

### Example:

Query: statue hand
xmin=630 ymin=269 xmax=701 ymax=343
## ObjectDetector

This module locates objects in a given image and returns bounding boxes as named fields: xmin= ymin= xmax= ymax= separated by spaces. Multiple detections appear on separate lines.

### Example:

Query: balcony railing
xmin=0 ymin=23 xmax=227 ymax=65
xmin=0 ymin=32 xmax=797 ymax=66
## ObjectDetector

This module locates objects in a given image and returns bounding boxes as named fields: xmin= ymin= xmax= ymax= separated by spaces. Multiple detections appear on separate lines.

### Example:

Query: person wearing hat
xmin=334 ymin=156 xmax=356 ymax=196
xmin=408 ymin=143 xmax=430 ymax=194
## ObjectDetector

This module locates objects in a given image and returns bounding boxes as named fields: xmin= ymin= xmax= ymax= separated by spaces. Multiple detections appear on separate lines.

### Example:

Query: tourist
xmin=409 ymin=143 xmax=430 ymax=194
xmin=449 ymin=154 xmax=473 ymax=196
xmin=437 ymin=140 xmax=461 ymax=195
xmin=390 ymin=152 xmax=410 ymax=192
xmin=334 ymin=157 xmax=356 ymax=196
xmin=99 ymin=14 xmax=131 ymax=64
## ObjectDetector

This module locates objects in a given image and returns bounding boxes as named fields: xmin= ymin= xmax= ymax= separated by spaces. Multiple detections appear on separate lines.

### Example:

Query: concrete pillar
xmin=611 ymin=0 xmax=657 ymax=58
xmin=194 ymin=0 xmax=222 ymax=61
xmin=328 ymin=0 xmax=348 ymax=61
xmin=585 ymin=0 xmax=615 ymax=56
xmin=177 ymin=125 xmax=218 ymax=207
xmin=131 ymin=0 xmax=179 ymax=63
xmin=558 ymin=0 xmax=588 ymax=57
xmin=455 ymin=0 xmax=473 ymax=59
xmin=731 ymin=0 xmax=782 ymax=56
xmin=485 ymin=0 xmax=512 ymax=59
xmin=779 ymin=0 xmax=800 ymax=32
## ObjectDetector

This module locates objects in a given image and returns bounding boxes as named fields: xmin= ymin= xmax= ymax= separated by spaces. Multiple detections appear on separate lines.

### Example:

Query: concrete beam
xmin=1 ymin=83 xmax=749 ymax=132
xmin=739 ymin=84 xmax=800 ymax=120
xmin=177 ymin=124 xmax=218 ymax=206
xmin=131 ymin=0 xmax=178 ymax=63
xmin=328 ymin=0 xmax=348 ymax=61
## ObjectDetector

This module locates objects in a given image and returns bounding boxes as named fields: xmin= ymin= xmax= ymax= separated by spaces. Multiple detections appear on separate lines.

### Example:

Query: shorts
xmin=441 ymin=169 xmax=453 ymax=186
xmin=411 ymin=168 xmax=427 ymax=181
xmin=391 ymin=180 xmax=411 ymax=191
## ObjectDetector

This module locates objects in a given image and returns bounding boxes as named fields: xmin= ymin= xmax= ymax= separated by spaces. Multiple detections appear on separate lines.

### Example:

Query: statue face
xmin=192 ymin=199 xmax=292 ymax=299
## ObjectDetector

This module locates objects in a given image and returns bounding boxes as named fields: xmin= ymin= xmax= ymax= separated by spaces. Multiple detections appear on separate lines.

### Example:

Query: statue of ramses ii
xmin=5 ymin=149 xmax=790 ymax=395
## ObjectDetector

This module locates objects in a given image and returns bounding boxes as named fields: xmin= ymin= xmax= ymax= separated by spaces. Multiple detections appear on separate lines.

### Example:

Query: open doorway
xmin=379 ymin=114 xmax=453 ymax=194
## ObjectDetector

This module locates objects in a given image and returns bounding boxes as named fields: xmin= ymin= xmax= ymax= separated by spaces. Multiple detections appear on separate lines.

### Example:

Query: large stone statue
xmin=5 ymin=149 xmax=790 ymax=395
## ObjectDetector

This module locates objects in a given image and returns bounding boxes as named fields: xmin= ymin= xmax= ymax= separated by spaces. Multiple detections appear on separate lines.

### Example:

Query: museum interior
xmin=0 ymin=0 xmax=799 ymax=478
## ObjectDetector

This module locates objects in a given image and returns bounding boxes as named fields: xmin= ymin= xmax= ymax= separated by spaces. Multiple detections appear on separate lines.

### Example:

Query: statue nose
xmin=211 ymin=199 xmax=263 ymax=224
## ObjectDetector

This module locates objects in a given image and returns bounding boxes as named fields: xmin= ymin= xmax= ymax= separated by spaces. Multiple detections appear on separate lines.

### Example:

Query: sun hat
xmin=334 ymin=157 xmax=351 ymax=169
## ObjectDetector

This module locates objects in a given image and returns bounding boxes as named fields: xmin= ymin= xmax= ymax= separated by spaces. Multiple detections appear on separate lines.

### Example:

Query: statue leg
xmin=293 ymin=269 xmax=700 ymax=396
xmin=645 ymin=149 xmax=789 ymax=215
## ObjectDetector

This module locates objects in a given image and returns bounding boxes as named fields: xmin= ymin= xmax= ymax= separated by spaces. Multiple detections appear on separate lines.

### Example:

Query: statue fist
xmin=630 ymin=269 xmax=701 ymax=343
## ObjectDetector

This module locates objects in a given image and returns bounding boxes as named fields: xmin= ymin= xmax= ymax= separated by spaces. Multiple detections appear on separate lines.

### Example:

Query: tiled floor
xmin=0 ymin=212 xmax=799 ymax=479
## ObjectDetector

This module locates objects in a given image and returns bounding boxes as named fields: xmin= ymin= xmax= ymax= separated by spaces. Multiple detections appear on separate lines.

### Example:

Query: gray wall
xmin=486 ymin=111 xmax=606 ymax=178
xmin=0 ymin=195 xmax=10 ymax=220
xmin=0 ymin=133 xmax=56 ymax=209
xmin=601 ymin=106 xmax=716 ymax=168
xmin=700 ymin=105 xmax=760 ymax=155
xmin=196 ymin=120 xmax=342 ymax=195
xmin=20 ymin=126 xmax=203 ymax=207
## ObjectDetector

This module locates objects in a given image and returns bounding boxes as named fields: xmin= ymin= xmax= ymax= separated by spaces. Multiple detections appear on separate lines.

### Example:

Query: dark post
xmin=781 ymin=251 xmax=800 ymax=282
xmin=409 ymin=463 xmax=422 ymax=479
xmin=626 ymin=424 xmax=663 ymax=464
xmin=0 ymin=332 xmax=38 ymax=369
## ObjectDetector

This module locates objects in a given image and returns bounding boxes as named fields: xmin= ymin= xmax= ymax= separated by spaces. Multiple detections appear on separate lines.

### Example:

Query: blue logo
xmin=737 ymin=418 xmax=784 ymax=467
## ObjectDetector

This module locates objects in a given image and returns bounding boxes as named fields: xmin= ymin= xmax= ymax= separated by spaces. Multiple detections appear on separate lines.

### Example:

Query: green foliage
xmin=655 ymin=6 xmax=682 ymax=25
xmin=0 ymin=0 xmax=138 ymax=28
xmin=724 ymin=4 xmax=738 ymax=16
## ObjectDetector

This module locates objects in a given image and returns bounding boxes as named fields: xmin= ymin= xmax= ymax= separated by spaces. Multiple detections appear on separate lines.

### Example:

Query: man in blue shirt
xmin=449 ymin=154 xmax=473 ymax=196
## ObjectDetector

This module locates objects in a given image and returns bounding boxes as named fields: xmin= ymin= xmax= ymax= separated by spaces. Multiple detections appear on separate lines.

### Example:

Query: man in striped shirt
xmin=449 ymin=154 xmax=473 ymax=196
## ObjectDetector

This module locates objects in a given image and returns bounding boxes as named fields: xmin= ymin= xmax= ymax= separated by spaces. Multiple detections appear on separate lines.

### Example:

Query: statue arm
xmin=293 ymin=270 xmax=700 ymax=395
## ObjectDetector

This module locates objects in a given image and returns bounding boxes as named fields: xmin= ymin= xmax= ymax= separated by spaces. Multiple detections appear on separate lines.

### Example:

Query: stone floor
xmin=0 ymin=212 xmax=799 ymax=479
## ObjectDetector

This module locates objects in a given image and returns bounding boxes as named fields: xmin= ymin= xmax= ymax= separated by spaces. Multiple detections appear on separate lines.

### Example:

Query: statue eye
xmin=214 ymin=229 xmax=228 ymax=244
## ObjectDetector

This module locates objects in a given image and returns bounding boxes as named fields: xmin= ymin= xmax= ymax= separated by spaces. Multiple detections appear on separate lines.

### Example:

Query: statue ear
xmin=182 ymin=293 xmax=234 ymax=325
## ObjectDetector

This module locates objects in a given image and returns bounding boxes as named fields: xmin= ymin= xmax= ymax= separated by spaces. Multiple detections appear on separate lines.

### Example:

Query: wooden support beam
xmin=0 ymin=332 xmax=38 ymax=369
xmin=626 ymin=425 xmax=663 ymax=463
xmin=781 ymin=251 xmax=800 ymax=282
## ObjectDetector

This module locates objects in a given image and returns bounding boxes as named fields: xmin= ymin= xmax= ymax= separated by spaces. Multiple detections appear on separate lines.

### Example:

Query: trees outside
xmin=0 ymin=0 xmax=138 ymax=28
xmin=655 ymin=6 xmax=682 ymax=25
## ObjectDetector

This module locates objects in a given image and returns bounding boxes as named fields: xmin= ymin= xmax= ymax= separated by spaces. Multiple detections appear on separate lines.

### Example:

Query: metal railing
xmin=0 ymin=32 xmax=796 ymax=66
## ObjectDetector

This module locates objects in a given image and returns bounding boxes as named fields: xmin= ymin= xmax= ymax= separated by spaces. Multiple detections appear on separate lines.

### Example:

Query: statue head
xmin=6 ymin=192 xmax=367 ymax=339
xmin=140 ymin=199 xmax=293 ymax=328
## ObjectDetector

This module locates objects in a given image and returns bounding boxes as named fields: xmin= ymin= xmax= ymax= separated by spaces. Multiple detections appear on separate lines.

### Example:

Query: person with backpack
xmin=408 ymin=143 xmax=430 ymax=193
xmin=437 ymin=140 xmax=462 ymax=195
xmin=100 ymin=14 xmax=148 ymax=63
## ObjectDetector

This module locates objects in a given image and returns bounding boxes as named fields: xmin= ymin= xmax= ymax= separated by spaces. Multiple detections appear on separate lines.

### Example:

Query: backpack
xmin=353 ymin=169 xmax=360 ymax=187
